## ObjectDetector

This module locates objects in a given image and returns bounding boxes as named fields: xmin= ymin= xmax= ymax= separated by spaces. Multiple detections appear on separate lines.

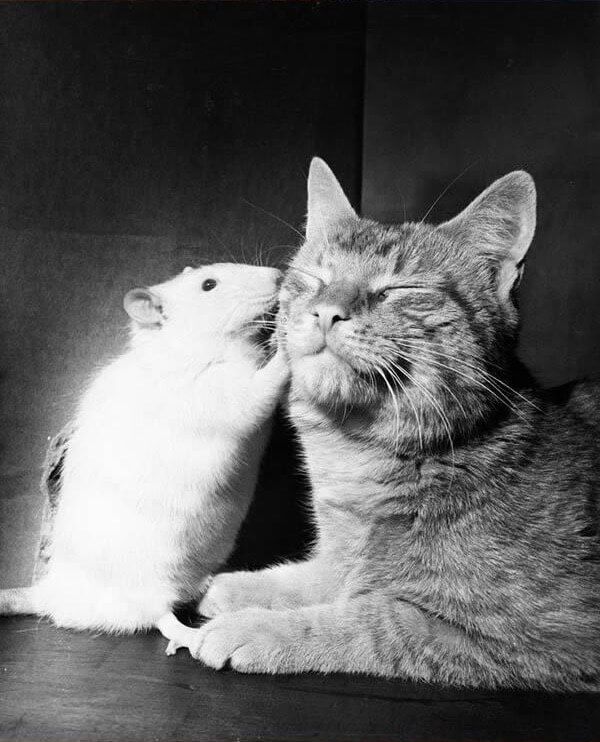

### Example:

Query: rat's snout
xmin=265 ymin=267 xmax=283 ymax=288
xmin=251 ymin=266 xmax=283 ymax=291
xmin=258 ymin=267 xmax=284 ymax=296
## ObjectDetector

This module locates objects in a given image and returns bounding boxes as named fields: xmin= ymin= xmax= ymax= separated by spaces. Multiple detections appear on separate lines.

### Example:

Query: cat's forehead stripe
xmin=319 ymin=221 xmax=438 ymax=280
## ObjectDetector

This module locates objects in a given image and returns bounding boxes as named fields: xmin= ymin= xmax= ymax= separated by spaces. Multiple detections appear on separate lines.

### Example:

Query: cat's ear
xmin=123 ymin=288 xmax=164 ymax=326
xmin=441 ymin=171 xmax=536 ymax=299
xmin=306 ymin=157 xmax=357 ymax=243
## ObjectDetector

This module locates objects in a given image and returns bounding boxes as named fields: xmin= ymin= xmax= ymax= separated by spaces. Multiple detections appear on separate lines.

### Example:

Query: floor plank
xmin=1 ymin=616 xmax=599 ymax=742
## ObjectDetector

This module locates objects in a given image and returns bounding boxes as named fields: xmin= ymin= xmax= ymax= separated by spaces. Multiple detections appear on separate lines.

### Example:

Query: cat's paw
xmin=198 ymin=571 xmax=276 ymax=617
xmin=188 ymin=607 xmax=299 ymax=673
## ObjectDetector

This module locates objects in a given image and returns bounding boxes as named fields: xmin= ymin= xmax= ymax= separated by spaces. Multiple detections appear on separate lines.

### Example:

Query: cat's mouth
xmin=301 ymin=340 xmax=414 ymax=386
xmin=297 ymin=343 xmax=361 ymax=377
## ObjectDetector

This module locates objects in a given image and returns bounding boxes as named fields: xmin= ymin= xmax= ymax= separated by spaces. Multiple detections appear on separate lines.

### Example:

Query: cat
xmin=185 ymin=158 xmax=599 ymax=690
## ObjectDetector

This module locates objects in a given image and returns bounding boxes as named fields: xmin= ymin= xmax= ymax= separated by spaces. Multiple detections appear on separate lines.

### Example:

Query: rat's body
xmin=1 ymin=263 xmax=288 ymax=645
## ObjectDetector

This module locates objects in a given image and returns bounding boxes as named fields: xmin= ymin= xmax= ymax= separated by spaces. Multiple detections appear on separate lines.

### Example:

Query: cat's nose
xmin=312 ymin=304 xmax=350 ymax=334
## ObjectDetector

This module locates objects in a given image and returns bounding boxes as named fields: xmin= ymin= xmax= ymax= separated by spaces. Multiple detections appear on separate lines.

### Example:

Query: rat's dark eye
xmin=202 ymin=278 xmax=217 ymax=292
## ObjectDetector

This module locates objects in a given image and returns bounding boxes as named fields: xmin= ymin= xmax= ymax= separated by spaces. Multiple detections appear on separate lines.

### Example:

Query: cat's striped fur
xmin=191 ymin=158 xmax=600 ymax=690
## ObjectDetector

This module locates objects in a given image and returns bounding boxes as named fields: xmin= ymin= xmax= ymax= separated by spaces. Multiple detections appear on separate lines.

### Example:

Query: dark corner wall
xmin=362 ymin=1 xmax=600 ymax=388
xmin=1 ymin=1 xmax=599 ymax=587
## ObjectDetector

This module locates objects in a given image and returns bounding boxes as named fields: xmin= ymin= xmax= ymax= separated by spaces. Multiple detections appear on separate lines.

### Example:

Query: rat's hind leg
xmin=157 ymin=612 xmax=202 ymax=656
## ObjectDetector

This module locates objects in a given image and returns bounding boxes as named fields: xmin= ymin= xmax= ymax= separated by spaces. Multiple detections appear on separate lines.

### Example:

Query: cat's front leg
xmin=198 ymin=558 xmax=328 ymax=617
xmin=189 ymin=592 xmax=499 ymax=682
xmin=188 ymin=600 xmax=392 ymax=675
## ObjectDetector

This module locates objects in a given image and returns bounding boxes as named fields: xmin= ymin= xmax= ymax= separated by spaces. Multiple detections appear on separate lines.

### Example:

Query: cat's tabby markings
xmin=193 ymin=158 xmax=599 ymax=690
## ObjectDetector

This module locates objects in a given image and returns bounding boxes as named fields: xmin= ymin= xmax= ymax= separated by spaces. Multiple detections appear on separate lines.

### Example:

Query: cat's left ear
xmin=441 ymin=171 xmax=536 ymax=300
xmin=306 ymin=157 xmax=358 ymax=243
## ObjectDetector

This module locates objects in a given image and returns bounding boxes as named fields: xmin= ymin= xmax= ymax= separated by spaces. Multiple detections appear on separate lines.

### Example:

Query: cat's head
xmin=279 ymin=158 xmax=536 ymax=438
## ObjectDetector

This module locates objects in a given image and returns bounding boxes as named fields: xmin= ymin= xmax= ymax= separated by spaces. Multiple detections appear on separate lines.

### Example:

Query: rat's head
xmin=279 ymin=158 xmax=536 ymax=434
xmin=124 ymin=263 xmax=281 ymax=354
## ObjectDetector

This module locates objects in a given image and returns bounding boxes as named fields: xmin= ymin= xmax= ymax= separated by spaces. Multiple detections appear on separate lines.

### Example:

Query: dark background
xmin=1 ymin=1 xmax=599 ymax=590
xmin=0 ymin=1 xmax=365 ymax=586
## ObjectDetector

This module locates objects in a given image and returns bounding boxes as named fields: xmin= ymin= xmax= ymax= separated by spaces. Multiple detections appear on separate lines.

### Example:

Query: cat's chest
xmin=296 ymin=407 xmax=396 ymax=481
xmin=296 ymin=413 xmax=423 ymax=508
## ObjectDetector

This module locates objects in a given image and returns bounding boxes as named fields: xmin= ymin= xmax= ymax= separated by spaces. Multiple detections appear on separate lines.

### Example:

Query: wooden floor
xmin=1 ymin=617 xmax=599 ymax=741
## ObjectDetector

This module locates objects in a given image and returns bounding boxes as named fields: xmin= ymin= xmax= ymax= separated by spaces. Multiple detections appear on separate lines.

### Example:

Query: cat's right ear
xmin=123 ymin=288 xmax=164 ymax=326
xmin=306 ymin=157 xmax=357 ymax=243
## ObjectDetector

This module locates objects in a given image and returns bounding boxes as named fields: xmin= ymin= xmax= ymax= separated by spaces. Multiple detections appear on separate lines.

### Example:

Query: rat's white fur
xmin=1 ymin=263 xmax=289 ymax=644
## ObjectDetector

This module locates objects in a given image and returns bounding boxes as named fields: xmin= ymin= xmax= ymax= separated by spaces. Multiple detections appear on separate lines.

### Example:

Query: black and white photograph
xmin=1 ymin=1 xmax=599 ymax=740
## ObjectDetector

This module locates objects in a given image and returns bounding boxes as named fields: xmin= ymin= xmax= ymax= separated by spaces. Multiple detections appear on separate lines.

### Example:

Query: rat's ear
xmin=183 ymin=266 xmax=194 ymax=275
xmin=123 ymin=288 xmax=164 ymax=326
xmin=306 ymin=157 xmax=357 ymax=244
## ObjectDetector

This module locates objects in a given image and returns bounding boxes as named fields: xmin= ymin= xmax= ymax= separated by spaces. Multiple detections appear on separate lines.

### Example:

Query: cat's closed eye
xmin=381 ymin=287 xmax=448 ymax=316
xmin=376 ymin=285 xmax=440 ymax=306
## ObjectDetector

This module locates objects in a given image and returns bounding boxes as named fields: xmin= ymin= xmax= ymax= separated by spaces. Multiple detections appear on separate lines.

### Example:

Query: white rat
xmin=0 ymin=263 xmax=289 ymax=651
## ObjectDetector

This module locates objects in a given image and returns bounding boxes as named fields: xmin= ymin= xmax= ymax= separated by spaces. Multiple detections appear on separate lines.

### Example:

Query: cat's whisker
xmin=389 ymin=337 xmax=506 ymax=384
xmin=383 ymin=355 xmax=456 ymax=490
xmin=385 ymin=335 xmax=506 ymax=372
xmin=355 ymin=359 xmax=379 ymax=400
xmin=380 ymin=342 xmax=469 ymax=424
xmin=410 ymin=161 xmax=478 ymax=240
xmin=340 ymin=396 xmax=351 ymax=425
xmin=389 ymin=340 xmax=515 ymax=407
xmin=355 ymin=345 xmax=423 ymax=455
xmin=400 ymin=349 xmax=529 ymax=425
xmin=386 ymin=338 xmax=538 ymax=418
xmin=403 ymin=168 xmax=477 ymax=258
xmin=242 ymin=198 xmax=305 ymax=240
xmin=372 ymin=364 xmax=403 ymax=458
xmin=262 ymin=243 xmax=294 ymax=266
xmin=378 ymin=357 xmax=424 ymax=453
xmin=434 ymin=378 xmax=470 ymax=424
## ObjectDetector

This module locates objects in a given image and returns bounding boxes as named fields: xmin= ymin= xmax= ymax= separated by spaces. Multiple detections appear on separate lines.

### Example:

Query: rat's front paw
xmin=189 ymin=607 xmax=300 ymax=673
xmin=257 ymin=346 xmax=290 ymax=390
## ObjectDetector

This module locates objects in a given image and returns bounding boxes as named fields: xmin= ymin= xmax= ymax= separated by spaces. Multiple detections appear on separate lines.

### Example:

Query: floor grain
xmin=1 ymin=616 xmax=599 ymax=742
